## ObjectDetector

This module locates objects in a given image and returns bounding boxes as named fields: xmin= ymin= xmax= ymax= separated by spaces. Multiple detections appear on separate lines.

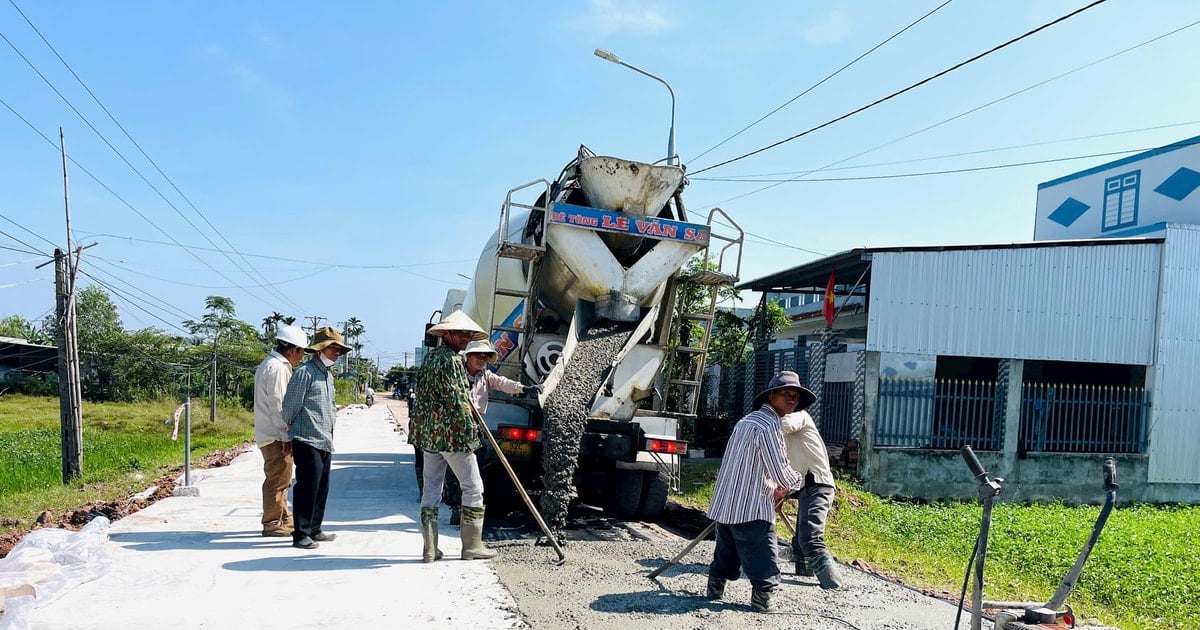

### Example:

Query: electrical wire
xmin=6 ymin=0 xmax=301 ymax=312
xmin=690 ymin=0 xmax=1111 ymax=176
xmin=692 ymin=143 xmax=1188 ymax=183
xmin=0 ymin=210 xmax=59 ymax=250
xmin=84 ymin=259 xmax=199 ymax=321
xmin=0 ymin=242 xmax=43 ymax=256
xmin=0 ymin=32 xmax=298 ymax=312
xmin=76 ymin=269 xmax=191 ymax=334
xmin=690 ymin=0 xmax=954 ymax=164
xmin=97 ymin=257 xmax=337 ymax=290
xmin=691 ymin=15 xmax=1199 ymax=211
xmin=704 ymin=119 xmax=1200 ymax=179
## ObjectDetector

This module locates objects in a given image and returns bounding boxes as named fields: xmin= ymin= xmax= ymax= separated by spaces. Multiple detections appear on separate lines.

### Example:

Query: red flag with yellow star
xmin=822 ymin=268 xmax=836 ymax=328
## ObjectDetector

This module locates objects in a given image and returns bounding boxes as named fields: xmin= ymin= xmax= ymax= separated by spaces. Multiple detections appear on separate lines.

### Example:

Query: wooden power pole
xmin=55 ymin=127 xmax=84 ymax=483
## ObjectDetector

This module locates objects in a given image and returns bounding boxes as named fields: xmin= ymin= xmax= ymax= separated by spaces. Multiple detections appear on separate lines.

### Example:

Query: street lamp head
xmin=594 ymin=48 xmax=620 ymax=64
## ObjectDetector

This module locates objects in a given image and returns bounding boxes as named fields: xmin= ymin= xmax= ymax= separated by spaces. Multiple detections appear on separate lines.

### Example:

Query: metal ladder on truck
xmin=655 ymin=208 xmax=743 ymax=491
xmin=488 ymin=179 xmax=551 ymax=378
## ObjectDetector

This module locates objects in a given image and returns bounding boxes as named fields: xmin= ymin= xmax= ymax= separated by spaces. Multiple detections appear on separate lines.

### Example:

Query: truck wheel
xmin=639 ymin=472 xmax=669 ymax=521
xmin=605 ymin=470 xmax=643 ymax=518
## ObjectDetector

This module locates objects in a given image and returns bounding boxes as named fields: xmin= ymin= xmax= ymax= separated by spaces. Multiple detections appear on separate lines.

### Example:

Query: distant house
xmin=0 ymin=336 xmax=57 ymax=383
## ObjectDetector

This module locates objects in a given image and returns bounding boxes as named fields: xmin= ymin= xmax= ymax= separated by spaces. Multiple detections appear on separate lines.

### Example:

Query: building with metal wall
xmin=734 ymin=136 xmax=1200 ymax=505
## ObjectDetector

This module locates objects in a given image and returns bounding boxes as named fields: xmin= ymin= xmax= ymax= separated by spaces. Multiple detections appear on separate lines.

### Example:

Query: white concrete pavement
xmin=27 ymin=403 xmax=524 ymax=630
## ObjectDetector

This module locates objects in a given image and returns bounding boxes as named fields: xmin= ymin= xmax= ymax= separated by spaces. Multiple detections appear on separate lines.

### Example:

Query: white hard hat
xmin=276 ymin=324 xmax=309 ymax=349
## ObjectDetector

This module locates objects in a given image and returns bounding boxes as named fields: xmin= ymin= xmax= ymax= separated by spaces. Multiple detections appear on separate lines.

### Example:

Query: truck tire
xmin=639 ymin=472 xmax=669 ymax=521
xmin=605 ymin=470 xmax=643 ymax=518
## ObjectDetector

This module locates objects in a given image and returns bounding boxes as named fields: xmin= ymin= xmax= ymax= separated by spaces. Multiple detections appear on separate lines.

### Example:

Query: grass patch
xmin=0 ymin=394 xmax=252 ymax=536
xmin=680 ymin=459 xmax=1197 ymax=630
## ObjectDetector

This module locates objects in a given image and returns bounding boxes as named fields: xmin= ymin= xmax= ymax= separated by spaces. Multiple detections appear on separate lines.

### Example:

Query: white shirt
xmin=780 ymin=410 xmax=835 ymax=487
xmin=253 ymin=351 xmax=293 ymax=446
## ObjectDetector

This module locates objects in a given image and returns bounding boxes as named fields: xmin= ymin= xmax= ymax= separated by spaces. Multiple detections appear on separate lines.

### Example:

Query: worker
xmin=409 ymin=310 xmax=497 ymax=562
xmin=781 ymin=408 xmax=841 ymax=589
xmin=442 ymin=339 xmax=542 ymax=525
xmin=253 ymin=324 xmax=308 ymax=537
xmin=283 ymin=326 xmax=351 ymax=550
xmin=705 ymin=370 xmax=814 ymax=614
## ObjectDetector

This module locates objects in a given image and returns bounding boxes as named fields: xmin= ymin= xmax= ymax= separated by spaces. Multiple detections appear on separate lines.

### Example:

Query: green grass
xmin=679 ymin=459 xmax=1197 ymax=630
xmin=0 ymin=394 xmax=253 ymax=536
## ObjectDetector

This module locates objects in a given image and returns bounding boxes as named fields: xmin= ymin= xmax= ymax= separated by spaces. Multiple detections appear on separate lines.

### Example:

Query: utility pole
xmin=55 ymin=127 xmax=83 ymax=483
xmin=303 ymin=315 xmax=325 ymax=339
xmin=209 ymin=333 xmax=218 ymax=423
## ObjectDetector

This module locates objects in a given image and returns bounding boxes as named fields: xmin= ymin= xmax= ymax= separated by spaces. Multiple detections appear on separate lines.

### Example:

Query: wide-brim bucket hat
xmin=462 ymin=339 xmax=499 ymax=363
xmin=308 ymin=326 xmax=353 ymax=353
xmin=426 ymin=309 xmax=487 ymax=341
xmin=752 ymin=370 xmax=817 ymax=411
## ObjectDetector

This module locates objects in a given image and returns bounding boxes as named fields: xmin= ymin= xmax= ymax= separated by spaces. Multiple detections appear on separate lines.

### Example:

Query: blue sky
xmin=2 ymin=0 xmax=1198 ymax=369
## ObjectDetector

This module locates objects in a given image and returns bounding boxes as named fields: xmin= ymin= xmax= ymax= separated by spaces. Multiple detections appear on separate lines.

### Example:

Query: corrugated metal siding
xmin=867 ymin=244 xmax=1161 ymax=364
xmin=1148 ymin=226 xmax=1200 ymax=483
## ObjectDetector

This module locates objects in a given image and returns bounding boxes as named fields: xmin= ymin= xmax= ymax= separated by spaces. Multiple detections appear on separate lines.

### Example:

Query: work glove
xmin=522 ymin=384 xmax=543 ymax=397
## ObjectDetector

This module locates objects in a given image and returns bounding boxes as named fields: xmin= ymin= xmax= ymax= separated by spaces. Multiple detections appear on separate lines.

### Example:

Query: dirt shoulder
xmin=0 ymin=442 xmax=253 ymax=559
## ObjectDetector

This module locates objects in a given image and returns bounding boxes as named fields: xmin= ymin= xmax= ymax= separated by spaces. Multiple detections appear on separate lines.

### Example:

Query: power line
xmin=0 ymin=225 xmax=48 ymax=256
xmin=85 ymin=258 xmax=199 ymax=321
xmin=6 ymin=0 xmax=300 ymax=312
xmin=0 ymin=29 xmax=297 ymax=311
xmin=690 ymin=0 xmax=1111 ymax=176
xmin=0 ymin=94 xmax=285 ymax=309
xmin=690 ymin=0 xmax=954 ymax=164
xmin=76 ymin=269 xmax=190 ymax=334
xmin=693 ymin=143 xmax=1186 ymax=184
xmin=703 ymin=120 xmax=1200 ymax=180
xmin=0 ymin=210 xmax=59 ymax=249
xmin=0 ymin=242 xmax=43 ymax=256
xmin=95 ymin=257 xmax=338 ymax=290
xmin=690 ymin=15 xmax=1198 ymax=212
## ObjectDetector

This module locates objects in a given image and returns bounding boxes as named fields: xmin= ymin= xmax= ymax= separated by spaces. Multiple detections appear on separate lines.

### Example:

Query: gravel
xmin=539 ymin=322 xmax=635 ymax=528
xmin=488 ymin=538 xmax=990 ymax=630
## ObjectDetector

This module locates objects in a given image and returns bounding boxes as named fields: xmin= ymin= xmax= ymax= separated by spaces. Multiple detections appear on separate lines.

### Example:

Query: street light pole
xmin=594 ymin=48 xmax=677 ymax=165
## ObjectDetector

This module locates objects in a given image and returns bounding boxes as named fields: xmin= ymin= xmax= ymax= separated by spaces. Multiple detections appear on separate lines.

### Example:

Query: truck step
xmin=498 ymin=242 xmax=544 ymax=260
xmin=679 ymin=270 xmax=738 ymax=286
xmin=492 ymin=325 xmax=524 ymax=334
xmin=679 ymin=313 xmax=713 ymax=321
xmin=494 ymin=288 xmax=528 ymax=298
xmin=675 ymin=346 xmax=707 ymax=354
xmin=669 ymin=379 xmax=702 ymax=387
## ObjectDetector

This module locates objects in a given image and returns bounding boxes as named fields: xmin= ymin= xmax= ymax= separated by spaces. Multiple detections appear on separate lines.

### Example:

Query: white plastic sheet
xmin=0 ymin=516 xmax=111 ymax=630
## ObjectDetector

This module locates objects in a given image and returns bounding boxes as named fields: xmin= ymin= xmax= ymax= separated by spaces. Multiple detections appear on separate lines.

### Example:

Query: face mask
xmin=320 ymin=355 xmax=336 ymax=368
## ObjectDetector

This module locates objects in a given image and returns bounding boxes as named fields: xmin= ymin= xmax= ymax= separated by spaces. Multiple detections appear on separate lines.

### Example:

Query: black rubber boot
xmin=795 ymin=554 xmax=813 ymax=577
xmin=808 ymin=552 xmax=842 ymax=589
xmin=750 ymin=589 xmax=780 ymax=613
xmin=706 ymin=576 xmax=726 ymax=600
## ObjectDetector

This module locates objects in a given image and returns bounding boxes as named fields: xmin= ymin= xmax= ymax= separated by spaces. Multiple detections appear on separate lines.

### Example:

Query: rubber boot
xmin=750 ymin=589 xmax=780 ymax=613
xmin=807 ymin=552 xmax=842 ymax=589
xmin=705 ymin=576 xmax=726 ymax=600
xmin=420 ymin=507 xmax=443 ymax=563
xmin=459 ymin=506 xmax=497 ymax=560
xmin=795 ymin=553 xmax=813 ymax=577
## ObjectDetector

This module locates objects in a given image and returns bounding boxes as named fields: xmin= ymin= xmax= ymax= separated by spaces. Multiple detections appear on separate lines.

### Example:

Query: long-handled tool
xmin=470 ymin=406 xmax=566 ymax=564
xmin=648 ymin=521 xmax=716 ymax=580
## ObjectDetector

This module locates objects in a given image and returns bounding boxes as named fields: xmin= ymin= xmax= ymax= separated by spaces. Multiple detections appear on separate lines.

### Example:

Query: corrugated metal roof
xmin=1148 ymin=225 xmax=1200 ymax=483
xmin=865 ymin=243 xmax=1162 ymax=364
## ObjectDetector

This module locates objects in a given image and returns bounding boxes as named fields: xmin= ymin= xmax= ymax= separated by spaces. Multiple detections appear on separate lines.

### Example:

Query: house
xmin=0 ymin=336 xmax=58 ymax=384
xmin=730 ymin=135 xmax=1200 ymax=505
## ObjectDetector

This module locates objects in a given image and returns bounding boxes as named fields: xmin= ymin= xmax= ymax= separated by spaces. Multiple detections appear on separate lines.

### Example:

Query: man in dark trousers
xmin=705 ymin=370 xmax=815 ymax=613
xmin=782 ymin=408 xmax=841 ymax=589
xmin=283 ymin=326 xmax=351 ymax=550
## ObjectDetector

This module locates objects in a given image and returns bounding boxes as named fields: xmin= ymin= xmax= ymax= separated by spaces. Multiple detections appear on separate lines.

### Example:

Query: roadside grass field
xmin=679 ymin=459 xmax=1197 ymax=630
xmin=0 ymin=394 xmax=253 ymax=538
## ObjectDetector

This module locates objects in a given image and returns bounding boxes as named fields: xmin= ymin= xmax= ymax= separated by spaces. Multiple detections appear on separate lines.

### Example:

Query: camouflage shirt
xmin=409 ymin=344 xmax=478 ymax=453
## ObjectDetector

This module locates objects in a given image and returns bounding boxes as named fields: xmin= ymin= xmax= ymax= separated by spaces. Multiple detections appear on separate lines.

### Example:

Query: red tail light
xmin=646 ymin=439 xmax=687 ymax=455
xmin=498 ymin=426 xmax=541 ymax=442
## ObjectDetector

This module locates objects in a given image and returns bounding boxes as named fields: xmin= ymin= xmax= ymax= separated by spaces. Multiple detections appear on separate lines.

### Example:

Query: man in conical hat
xmin=409 ymin=310 xmax=499 ymax=562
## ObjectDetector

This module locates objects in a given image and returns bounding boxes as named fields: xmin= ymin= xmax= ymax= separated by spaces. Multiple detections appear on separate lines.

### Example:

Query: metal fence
xmin=876 ymin=378 xmax=1001 ymax=450
xmin=1019 ymin=382 xmax=1149 ymax=453
xmin=822 ymin=381 xmax=853 ymax=445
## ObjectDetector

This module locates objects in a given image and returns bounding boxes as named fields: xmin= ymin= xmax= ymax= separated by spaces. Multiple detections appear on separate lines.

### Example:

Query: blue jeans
xmin=709 ymin=520 xmax=781 ymax=592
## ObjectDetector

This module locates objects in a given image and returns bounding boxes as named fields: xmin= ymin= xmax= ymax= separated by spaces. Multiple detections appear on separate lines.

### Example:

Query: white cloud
xmin=802 ymin=7 xmax=852 ymax=45
xmin=575 ymin=0 xmax=673 ymax=36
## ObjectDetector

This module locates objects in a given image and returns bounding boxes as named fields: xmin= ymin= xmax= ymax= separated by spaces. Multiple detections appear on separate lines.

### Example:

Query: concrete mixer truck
xmin=436 ymin=145 xmax=742 ymax=524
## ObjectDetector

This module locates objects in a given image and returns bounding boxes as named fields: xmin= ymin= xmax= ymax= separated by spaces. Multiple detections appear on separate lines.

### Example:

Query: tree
xmin=184 ymin=296 xmax=261 ymax=411
xmin=74 ymin=286 xmax=123 ymax=352
xmin=708 ymin=301 xmax=791 ymax=368
xmin=0 ymin=314 xmax=49 ymax=344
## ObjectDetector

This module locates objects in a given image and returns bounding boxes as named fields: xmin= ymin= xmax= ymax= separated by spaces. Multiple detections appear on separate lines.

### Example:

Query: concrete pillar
xmin=1001 ymin=359 xmax=1024 ymax=481
xmin=859 ymin=351 xmax=881 ymax=480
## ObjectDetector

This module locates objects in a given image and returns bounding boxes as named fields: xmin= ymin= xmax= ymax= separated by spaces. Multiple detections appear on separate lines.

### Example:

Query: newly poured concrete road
xmin=27 ymin=403 xmax=524 ymax=629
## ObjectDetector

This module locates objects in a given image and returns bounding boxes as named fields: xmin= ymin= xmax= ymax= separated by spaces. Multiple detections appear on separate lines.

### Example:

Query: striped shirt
xmin=706 ymin=404 xmax=802 ymax=525
xmin=283 ymin=358 xmax=338 ymax=453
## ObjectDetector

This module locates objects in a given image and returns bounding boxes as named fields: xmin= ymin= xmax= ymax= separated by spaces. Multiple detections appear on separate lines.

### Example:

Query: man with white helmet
xmin=253 ymin=323 xmax=309 ymax=537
